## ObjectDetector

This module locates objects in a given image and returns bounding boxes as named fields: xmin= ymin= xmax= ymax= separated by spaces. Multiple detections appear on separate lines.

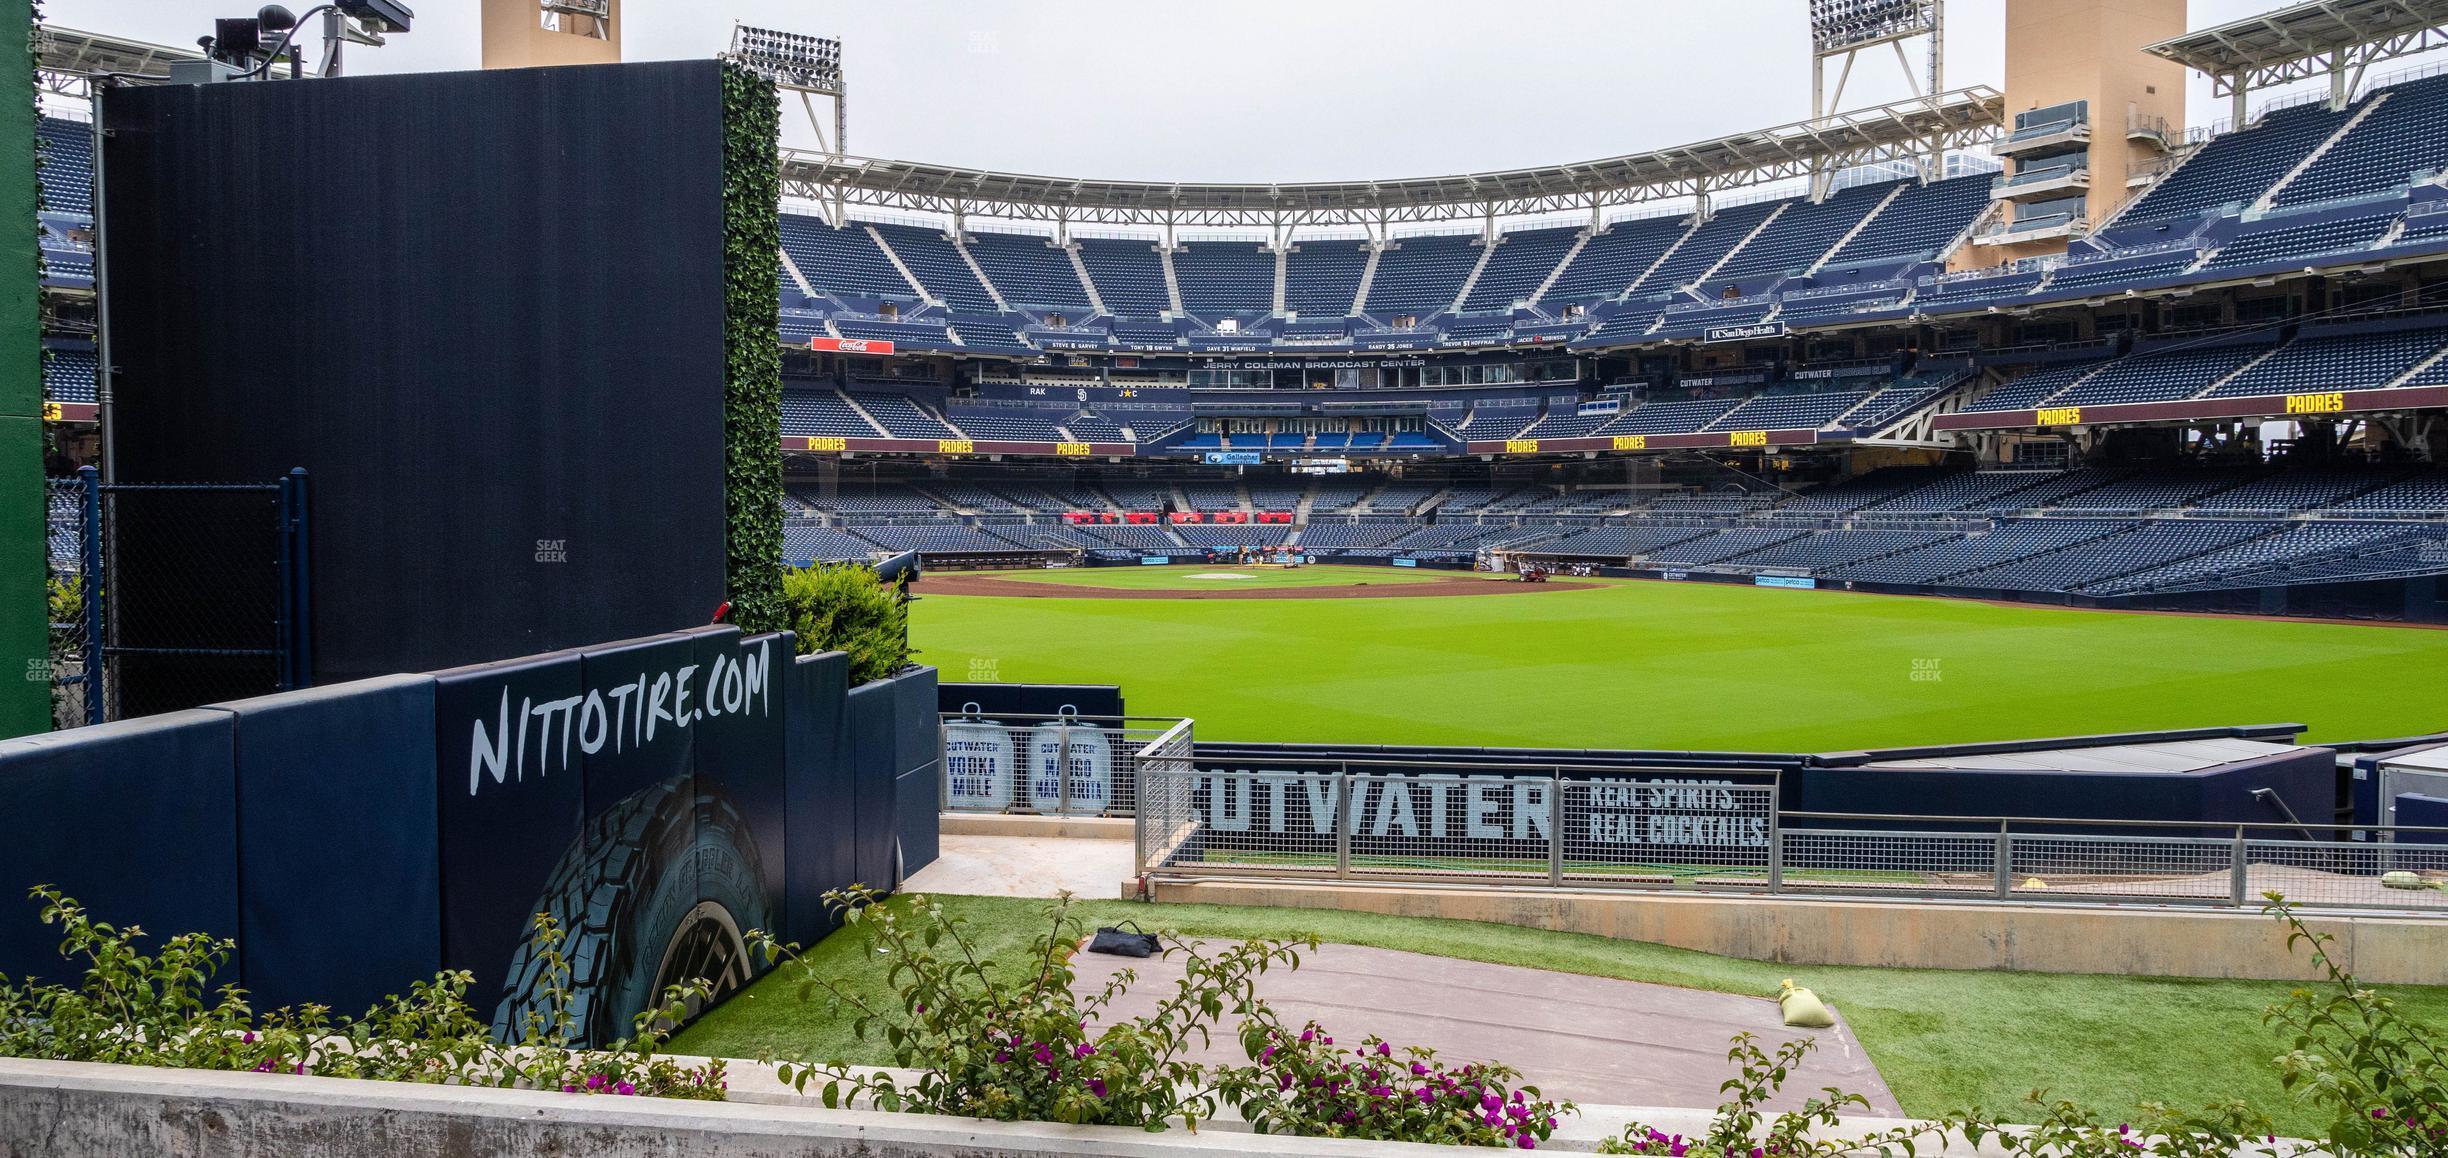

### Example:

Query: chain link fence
xmin=39 ymin=469 xmax=311 ymax=729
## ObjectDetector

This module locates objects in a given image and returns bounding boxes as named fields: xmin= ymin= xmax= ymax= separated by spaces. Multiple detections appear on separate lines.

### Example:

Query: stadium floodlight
xmin=729 ymin=24 xmax=843 ymax=93
xmin=728 ymin=22 xmax=848 ymax=157
xmin=1808 ymin=0 xmax=1937 ymax=54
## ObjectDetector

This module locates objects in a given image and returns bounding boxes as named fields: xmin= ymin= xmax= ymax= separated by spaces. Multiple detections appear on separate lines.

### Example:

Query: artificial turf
xmin=666 ymin=893 xmax=2446 ymax=1133
xmin=911 ymin=572 xmax=2448 ymax=748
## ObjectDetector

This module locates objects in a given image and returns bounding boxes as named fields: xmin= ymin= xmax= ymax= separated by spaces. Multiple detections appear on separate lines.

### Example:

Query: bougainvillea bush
xmin=754 ymin=886 xmax=1314 ymax=1130
xmin=1227 ymin=1021 xmax=1570 ymax=1149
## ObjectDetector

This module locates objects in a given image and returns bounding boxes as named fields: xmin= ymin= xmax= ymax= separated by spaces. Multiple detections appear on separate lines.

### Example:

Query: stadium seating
xmin=780 ymin=390 xmax=880 ymax=438
xmin=42 ymin=345 xmax=96 ymax=405
xmin=1365 ymin=233 xmax=1483 ymax=316
xmin=965 ymin=231 xmax=1095 ymax=309
xmin=1174 ymin=241 xmax=1276 ymax=315
xmin=1284 ymin=240 xmax=1370 ymax=317
xmin=2122 ymin=100 xmax=2362 ymax=225
xmin=2204 ymin=326 xmax=2448 ymax=397
xmin=850 ymin=392 xmax=959 ymax=438
xmin=871 ymin=223 xmax=1000 ymax=312
xmin=2271 ymin=75 xmax=2448 ymax=208
xmin=1541 ymin=217 xmax=1688 ymax=305
xmin=1711 ymin=181 xmax=1894 ymax=282
xmin=2046 ymin=341 xmax=2272 ymax=407
xmin=1075 ymin=238 xmax=1174 ymax=318
xmin=1826 ymin=174 xmax=1992 ymax=265
xmin=2201 ymin=213 xmax=2396 ymax=271
xmin=1637 ymin=200 xmax=1781 ymax=291
xmin=781 ymin=214 xmax=915 ymax=301
xmin=1461 ymin=227 xmax=1581 ymax=311
xmin=35 ymin=117 xmax=91 ymax=216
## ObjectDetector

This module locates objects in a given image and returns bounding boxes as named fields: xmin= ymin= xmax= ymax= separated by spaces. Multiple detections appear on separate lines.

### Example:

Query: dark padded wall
xmin=99 ymin=61 xmax=731 ymax=685
xmin=783 ymin=651 xmax=852 ymax=946
xmin=431 ymin=649 xmax=587 ymax=1015
xmin=0 ymin=711 xmax=239 ymax=984
xmin=217 ymin=675 xmax=440 ymax=1013
xmin=893 ymin=668 xmax=943 ymax=875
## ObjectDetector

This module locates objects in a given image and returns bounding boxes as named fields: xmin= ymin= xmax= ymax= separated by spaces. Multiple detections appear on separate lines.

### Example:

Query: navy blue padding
xmin=0 ymin=710 xmax=238 ymax=987
xmin=213 ymin=675 xmax=439 ymax=1013
xmin=687 ymin=627 xmax=792 ymax=946
xmin=893 ymin=668 xmax=942 ymax=875
xmin=574 ymin=633 xmax=700 ymax=827
xmin=2396 ymin=793 xmax=2448 ymax=844
xmin=844 ymin=677 xmax=901 ymax=891
xmin=431 ymin=650 xmax=586 ymax=1014
xmin=936 ymin=683 xmax=1123 ymax=721
xmin=783 ymin=650 xmax=851 ymax=946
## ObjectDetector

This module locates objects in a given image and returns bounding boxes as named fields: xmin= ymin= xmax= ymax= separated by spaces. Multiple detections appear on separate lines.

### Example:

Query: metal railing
xmin=939 ymin=710 xmax=1192 ymax=818
xmin=1131 ymin=763 xmax=2448 ymax=913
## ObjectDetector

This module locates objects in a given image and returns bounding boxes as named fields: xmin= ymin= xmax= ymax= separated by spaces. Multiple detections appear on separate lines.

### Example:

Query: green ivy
xmin=718 ymin=61 xmax=785 ymax=634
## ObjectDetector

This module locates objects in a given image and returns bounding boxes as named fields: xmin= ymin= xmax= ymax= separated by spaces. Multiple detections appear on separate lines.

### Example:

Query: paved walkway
xmin=1073 ymin=943 xmax=1900 ymax=1114
xmin=901 ymin=834 xmax=1134 ymax=899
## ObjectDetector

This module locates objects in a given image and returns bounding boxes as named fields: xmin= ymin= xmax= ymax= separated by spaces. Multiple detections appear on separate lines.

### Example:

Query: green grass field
xmin=667 ymin=894 xmax=2448 ymax=1133
xmin=973 ymin=562 xmax=1466 ymax=590
xmin=913 ymin=569 xmax=2448 ymax=748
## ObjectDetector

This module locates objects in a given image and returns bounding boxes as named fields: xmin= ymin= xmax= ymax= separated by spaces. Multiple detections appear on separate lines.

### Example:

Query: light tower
xmin=1808 ymin=0 xmax=1947 ymax=190
xmin=727 ymin=24 xmax=847 ymax=159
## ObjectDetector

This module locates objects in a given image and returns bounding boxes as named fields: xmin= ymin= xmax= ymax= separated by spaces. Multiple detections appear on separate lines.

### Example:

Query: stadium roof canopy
xmin=2144 ymin=0 xmax=2448 ymax=101
xmin=37 ymin=25 xmax=202 ymax=91
xmin=780 ymin=88 xmax=2004 ymax=230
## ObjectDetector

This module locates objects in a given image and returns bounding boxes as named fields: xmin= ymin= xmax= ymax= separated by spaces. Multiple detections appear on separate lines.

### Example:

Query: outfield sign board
xmin=1173 ymin=760 xmax=1775 ymax=866
xmin=808 ymin=337 xmax=896 ymax=355
xmin=1755 ymin=575 xmax=1817 ymax=589
xmin=1705 ymin=321 xmax=1786 ymax=344
xmin=1203 ymin=451 xmax=1263 ymax=465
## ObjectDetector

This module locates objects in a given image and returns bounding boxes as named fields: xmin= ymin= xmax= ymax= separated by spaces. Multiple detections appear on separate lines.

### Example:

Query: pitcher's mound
xmin=1072 ymin=942 xmax=1897 ymax=1113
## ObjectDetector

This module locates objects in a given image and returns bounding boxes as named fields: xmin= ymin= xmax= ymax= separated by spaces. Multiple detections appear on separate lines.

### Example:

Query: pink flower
xmin=1087 ymin=1078 xmax=1107 ymax=1098
xmin=1411 ymin=1062 xmax=1428 ymax=1076
xmin=615 ymin=1081 xmax=635 ymax=1096
xmin=1375 ymin=1042 xmax=1392 ymax=1057
xmin=586 ymin=1074 xmax=606 ymax=1091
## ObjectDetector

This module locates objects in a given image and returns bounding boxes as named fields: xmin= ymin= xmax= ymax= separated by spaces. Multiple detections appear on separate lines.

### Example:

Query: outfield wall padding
xmin=0 ymin=631 xmax=937 ymax=1045
xmin=219 ymin=675 xmax=440 ymax=1014
xmin=0 ymin=712 xmax=239 ymax=982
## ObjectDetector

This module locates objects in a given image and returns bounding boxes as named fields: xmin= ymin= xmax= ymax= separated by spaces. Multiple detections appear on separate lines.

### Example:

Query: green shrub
xmin=778 ymin=562 xmax=910 ymax=684
xmin=0 ymin=887 xmax=727 ymax=1100
xmin=755 ymin=886 xmax=1315 ymax=1131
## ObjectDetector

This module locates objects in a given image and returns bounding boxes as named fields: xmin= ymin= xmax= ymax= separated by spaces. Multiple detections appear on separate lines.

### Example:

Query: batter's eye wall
xmin=100 ymin=61 xmax=738 ymax=686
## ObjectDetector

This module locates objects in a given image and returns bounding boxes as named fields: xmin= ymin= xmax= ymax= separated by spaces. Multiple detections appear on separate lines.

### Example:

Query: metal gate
xmin=46 ymin=467 xmax=312 ymax=727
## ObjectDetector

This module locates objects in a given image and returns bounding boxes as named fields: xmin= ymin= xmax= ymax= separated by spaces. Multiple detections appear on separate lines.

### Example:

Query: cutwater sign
xmin=1180 ymin=764 xmax=1773 ymax=863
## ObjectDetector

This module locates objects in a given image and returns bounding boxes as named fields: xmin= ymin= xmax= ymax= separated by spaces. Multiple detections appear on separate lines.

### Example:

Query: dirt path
xmin=916 ymin=572 xmax=1599 ymax=600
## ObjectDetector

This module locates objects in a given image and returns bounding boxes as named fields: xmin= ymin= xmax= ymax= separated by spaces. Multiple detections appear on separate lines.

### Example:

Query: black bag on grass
xmin=1088 ymin=922 xmax=1159 ymax=957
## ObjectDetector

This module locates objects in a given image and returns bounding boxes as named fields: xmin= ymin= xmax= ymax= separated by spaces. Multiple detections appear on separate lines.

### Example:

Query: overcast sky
xmin=56 ymin=1 xmax=2441 ymax=184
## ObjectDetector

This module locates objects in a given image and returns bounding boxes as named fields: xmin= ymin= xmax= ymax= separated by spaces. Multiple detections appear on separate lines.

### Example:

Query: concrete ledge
xmin=0 ymin=1057 xmax=2287 ymax=1157
xmin=1146 ymin=878 xmax=2448 ymax=984
xmin=939 ymin=812 xmax=1134 ymax=840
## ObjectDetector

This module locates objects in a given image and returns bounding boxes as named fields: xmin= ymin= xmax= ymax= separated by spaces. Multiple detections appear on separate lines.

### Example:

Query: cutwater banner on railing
xmin=1166 ymin=763 xmax=1776 ymax=868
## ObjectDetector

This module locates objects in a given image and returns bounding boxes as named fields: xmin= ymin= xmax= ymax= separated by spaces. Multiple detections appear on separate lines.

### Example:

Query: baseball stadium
xmin=7 ymin=1 xmax=2448 ymax=1154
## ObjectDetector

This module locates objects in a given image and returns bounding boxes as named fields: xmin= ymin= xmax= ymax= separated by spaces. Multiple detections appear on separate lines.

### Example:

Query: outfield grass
xmin=913 ymin=577 xmax=2448 ymax=748
xmin=667 ymin=894 xmax=2447 ymax=1132
xmin=973 ymin=563 xmax=1466 ymax=591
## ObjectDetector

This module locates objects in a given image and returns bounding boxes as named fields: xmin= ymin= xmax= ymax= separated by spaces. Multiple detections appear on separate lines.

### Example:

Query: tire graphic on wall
xmin=490 ymin=775 xmax=773 ymax=1045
